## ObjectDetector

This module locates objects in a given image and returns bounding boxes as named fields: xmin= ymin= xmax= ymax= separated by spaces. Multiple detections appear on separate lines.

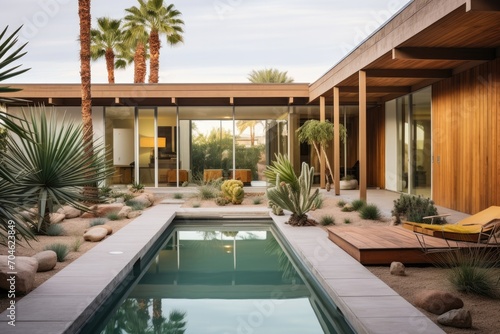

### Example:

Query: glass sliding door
xmin=396 ymin=87 xmax=432 ymax=197
xmin=137 ymin=107 xmax=156 ymax=186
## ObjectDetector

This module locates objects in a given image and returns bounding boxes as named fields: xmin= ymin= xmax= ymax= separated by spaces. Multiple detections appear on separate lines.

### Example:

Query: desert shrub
xmin=359 ymin=204 xmax=381 ymax=220
xmin=341 ymin=205 xmax=354 ymax=212
xmin=337 ymin=200 xmax=346 ymax=208
xmin=173 ymin=193 xmax=183 ymax=199
xmin=351 ymin=199 xmax=366 ymax=211
xmin=198 ymin=183 xmax=218 ymax=200
xmin=130 ymin=182 xmax=144 ymax=193
xmin=344 ymin=218 xmax=352 ymax=224
xmin=319 ymin=215 xmax=335 ymax=226
xmin=71 ymin=237 xmax=83 ymax=252
xmin=312 ymin=194 xmax=324 ymax=210
xmin=392 ymin=194 xmax=440 ymax=224
xmin=44 ymin=243 xmax=69 ymax=262
xmin=439 ymin=248 xmax=500 ymax=298
xmin=106 ymin=212 xmax=121 ymax=221
xmin=46 ymin=224 xmax=64 ymax=236
xmin=125 ymin=199 xmax=145 ymax=211
xmin=99 ymin=185 xmax=112 ymax=198
xmin=253 ymin=197 xmax=263 ymax=205
xmin=121 ymin=193 xmax=135 ymax=202
xmin=192 ymin=201 xmax=201 ymax=208
xmin=89 ymin=218 xmax=107 ymax=227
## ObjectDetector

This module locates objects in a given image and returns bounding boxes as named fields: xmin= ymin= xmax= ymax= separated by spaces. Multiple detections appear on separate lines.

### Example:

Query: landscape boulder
xmin=437 ymin=309 xmax=472 ymax=328
xmin=57 ymin=205 xmax=81 ymax=219
xmin=0 ymin=256 xmax=38 ymax=294
xmin=83 ymin=227 xmax=108 ymax=242
xmin=33 ymin=250 xmax=57 ymax=272
xmin=390 ymin=261 xmax=406 ymax=276
xmin=127 ymin=210 xmax=142 ymax=219
xmin=84 ymin=224 xmax=113 ymax=235
xmin=133 ymin=193 xmax=155 ymax=207
xmin=49 ymin=212 xmax=65 ymax=224
xmin=118 ymin=206 xmax=132 ymax=219
xmin=81 ymin=203 xmax=124 ymax=218
xmin=414 ymin=290 xmax=464 ymax=315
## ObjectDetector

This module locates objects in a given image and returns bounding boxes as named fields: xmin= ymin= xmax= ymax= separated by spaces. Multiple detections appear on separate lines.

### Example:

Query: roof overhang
xmin=309 ymin=0 xmax=500 ymax=104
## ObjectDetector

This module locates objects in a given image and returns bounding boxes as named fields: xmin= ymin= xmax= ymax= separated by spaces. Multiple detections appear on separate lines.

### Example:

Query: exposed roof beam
xmin=393 ymin=47 xmax=496 ymax=61
xmin=339 ymin=86 xmax=411 ymax=94
xmin=365 ymin=69 xmax=452 ymax=78
xmin=466 ymin=0 xmax=500 ymax=12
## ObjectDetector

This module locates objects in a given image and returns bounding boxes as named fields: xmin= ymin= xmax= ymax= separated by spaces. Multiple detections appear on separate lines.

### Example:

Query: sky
xmin=1 ymin=0 xmax=412 ymax=84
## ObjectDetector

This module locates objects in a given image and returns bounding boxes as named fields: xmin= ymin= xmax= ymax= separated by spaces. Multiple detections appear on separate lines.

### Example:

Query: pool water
xmin=95 ymin=222 xmax=354 ymax=334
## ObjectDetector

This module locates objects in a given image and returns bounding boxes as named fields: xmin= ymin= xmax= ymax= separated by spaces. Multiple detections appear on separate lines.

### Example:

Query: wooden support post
xmin=320 ymin=96 xmax=326 ymax=189
xmin=359 ymin=71 xmax=367 ymax=201
xmin=333 ymin=87 xmax=340 ymax=195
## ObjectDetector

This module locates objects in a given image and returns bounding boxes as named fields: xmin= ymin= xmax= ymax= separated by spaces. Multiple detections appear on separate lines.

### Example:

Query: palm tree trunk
xmin=149 ymin=30 xmax=160 ymax=83
xmin=134 ymin=42 xmax=146 ymax=83
xmin=78 ymin=0 xmax=98 ymax=200
xmin=105 ymin=48 xmax=115 ymax=83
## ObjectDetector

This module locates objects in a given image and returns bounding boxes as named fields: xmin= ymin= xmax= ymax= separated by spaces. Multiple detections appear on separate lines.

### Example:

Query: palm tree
xmin=0 ymin=26 xmax=29 ymax=96
xmin=90 ymin=17 xmax=126 ymax=83
xmin=78 ymin=0 xmax=97 ymax=200
xmin=247 ymin=68 xmax=294 ymax=83
xmin=236 ymin=120 xmax=263 ymax=147
xmin=122 ymin=21 xmax=150 ymax=83
xmin=125 ymin=0 xmax=185 ymax=83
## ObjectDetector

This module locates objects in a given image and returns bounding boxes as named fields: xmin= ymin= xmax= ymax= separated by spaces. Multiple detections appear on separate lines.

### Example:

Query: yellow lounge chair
xmin=403 ymin=206 xmax=500 ymax=247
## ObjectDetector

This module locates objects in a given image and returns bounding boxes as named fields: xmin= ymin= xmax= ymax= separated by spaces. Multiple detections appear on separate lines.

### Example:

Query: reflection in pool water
xmin=99 ymin=226 xmax=353 ymax=334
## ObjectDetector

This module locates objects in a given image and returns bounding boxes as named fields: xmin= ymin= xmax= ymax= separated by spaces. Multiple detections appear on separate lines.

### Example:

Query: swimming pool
xmin=84 ymin=219 xmax=354 ymax=334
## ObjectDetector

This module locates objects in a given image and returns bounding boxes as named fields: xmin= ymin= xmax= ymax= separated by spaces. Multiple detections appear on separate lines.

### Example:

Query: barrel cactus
xmin=221 ymin=179 xmax=245 ymax=204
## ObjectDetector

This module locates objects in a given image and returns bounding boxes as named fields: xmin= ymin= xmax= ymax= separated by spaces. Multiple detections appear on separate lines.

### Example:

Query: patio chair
xmin=402 ymin=206 xmax=500 ymax=252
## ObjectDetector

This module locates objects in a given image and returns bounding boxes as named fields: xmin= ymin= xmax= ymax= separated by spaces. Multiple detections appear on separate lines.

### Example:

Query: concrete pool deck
xmin=0 ymin=189 xmax=449 ymax=333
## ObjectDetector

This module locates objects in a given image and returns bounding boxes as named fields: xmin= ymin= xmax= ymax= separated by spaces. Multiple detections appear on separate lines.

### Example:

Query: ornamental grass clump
xmin=351 ymin=199 xmax=366 ymax=211
xmin=46 ymin=224 xmax=64 ymax=236
xmin=437 ymin=247 xmax=500 ymax=298
xmin=359 ymin=204 xmax=381 ymax=220
xmin=392 ymin=194 xmax=440 ymax=224
xmin=89 ymin=218 xmax=107 ymax=227
xmin=319 ymin=215 xmax=335 ymax=226
xmin=44 ymin=243 xmax=69 ymax=262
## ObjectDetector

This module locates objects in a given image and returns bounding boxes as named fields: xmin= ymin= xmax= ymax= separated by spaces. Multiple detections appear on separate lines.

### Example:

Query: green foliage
xmin=46 ymin=224 xmax=64 ymax=236
xmin=130 ymin=182 xmax=145 ymax=193
xmin=312 ymin=194 xmax=323 ymax=210
xmin=99 ymin=185 xmax=112 ymax=198
xmin=337 ymin=200 xmax=346 ymax=207
xmin=439 ymin=248 xmax=500 ymax=298
xmin=297 ymin=120 xmax=347 ymax=147
xmin=351 ymin=199 xmax=366 ymax=211
xmin=247 ymin=68 xmax=294 ymax=83
xmin=0 ymin=26 xmax=30 ymax=93
xmin=90 ymin=218 xmax=107 ymax=227
xmin=359 ymin=204 xmax=381 ymax=220
xmin=215 ymin=196 xmax=228 ymax=206
xmin=264 ymin=154 xmax=299 ymax=192
xmin=197 ymin=183 xmax=219 ymax=200
xmin=125 ymin=200 xmax=145 ymax=211
xmin=320 ymin=215 xmax=335 ymax=226
xmin=192 ymin=201 xmax=201 ymax=208
xmin=221 ymin=179 xmax=245 ymax=204
xmin=341 ymin=174 xmax=354 ymax=181
xmin=173 ymin=193 xmax=183 ymax=199
xmin=266 ymin=161 xmax=319 ymax=226
xmin=4 ymin=106 xmax=113 ymax=232
xmin=181 ymin=181 xmax=189 ymax=187
xmin=341 ymin=205 xmax=354 ymax=212
xmin=44 ymin=243 xmax=69 ymax=262
xmin=344 ymin=218 xmax=352 ymax=224
xmin=392 ymin=194 xmax=440 ymax=224
xmin=106 ymin=212 xmax=121 ymax=221
xmin=71 ymin=237 xmax=83 ymax=252
xmin=252 ymin=197 xmax=263 ymax=205
xmin=121 ymin=193 xmax=135 ymax=202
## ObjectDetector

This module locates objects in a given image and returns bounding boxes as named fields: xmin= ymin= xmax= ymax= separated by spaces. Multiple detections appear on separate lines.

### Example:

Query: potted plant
xmin=339 ymin=174 xmax=358 ymax=190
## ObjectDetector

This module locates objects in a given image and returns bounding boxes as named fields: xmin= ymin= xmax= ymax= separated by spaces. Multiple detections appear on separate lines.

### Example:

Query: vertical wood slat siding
xmin=367 ymin=105 xmax=385 ymax=188
xmin=432 ymin=58 xmax=500 ymax=214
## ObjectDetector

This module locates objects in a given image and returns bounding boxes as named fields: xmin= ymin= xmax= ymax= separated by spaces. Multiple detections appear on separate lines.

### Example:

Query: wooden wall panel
xmin=432 ymin=58 xmax=500 ymax=214
xmin=367 ymin=105 xmax=386 ymax=188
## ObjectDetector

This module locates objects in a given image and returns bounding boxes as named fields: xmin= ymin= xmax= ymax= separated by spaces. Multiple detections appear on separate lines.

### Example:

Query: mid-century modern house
xmin=2 ymin=0 xmax=500 ymax=215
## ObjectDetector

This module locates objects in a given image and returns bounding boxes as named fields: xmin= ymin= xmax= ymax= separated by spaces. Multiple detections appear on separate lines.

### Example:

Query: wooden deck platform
xmin=327 ymin=226 xmax=495 ymax=265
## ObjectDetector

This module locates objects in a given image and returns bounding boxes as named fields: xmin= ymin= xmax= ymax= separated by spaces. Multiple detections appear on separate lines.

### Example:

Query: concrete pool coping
xmin=0 ymin=203 xmax=445 ymax=334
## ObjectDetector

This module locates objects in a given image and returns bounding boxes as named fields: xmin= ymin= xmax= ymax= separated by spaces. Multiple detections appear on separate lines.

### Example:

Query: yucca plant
xmin=0 ymin=26 xmax=30 ymax=95
xmin=266 ymin=161 xmax=319 ymax=226
xmin=5 ymin=107 xmax=114 ymax=232
xmin=263 ymin=153 xmax=299 ymax=192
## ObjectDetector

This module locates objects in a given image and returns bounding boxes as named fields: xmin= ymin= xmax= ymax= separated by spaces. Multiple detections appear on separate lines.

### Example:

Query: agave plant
xmin=263 ymin=153 xmax=299 ymax=191
xmin=0 ymin=26 xmax=30 ymax=95
xmin=4 ymin=106 xmax=113 ymax=232
xmin=266 ymin=161 xmax=319 ymax=226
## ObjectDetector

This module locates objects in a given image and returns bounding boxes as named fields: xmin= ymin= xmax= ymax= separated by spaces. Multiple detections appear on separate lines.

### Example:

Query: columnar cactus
xmin=221 ymin=179 xmax=245 ymax=204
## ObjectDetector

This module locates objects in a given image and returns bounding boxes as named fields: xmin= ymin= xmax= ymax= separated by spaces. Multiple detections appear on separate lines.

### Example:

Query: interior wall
xmin=385 ymin=100 xmax=398 ymax=191
xmin=432 ymin=58 xmax=500 ymax=214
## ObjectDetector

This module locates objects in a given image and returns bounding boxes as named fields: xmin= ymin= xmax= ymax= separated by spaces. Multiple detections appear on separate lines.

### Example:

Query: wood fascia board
xmin=393 ymin=47 xmax=496 ymax=60
xmin=309 ymin=0 xmax=467 ymax=101
xmin=339 ymin=86 xmax=411 ymax=93
xmin=365 ymin=69 xmax=452 ymax=78
xmin=466 ymin=0 xmax=500 ymax=11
